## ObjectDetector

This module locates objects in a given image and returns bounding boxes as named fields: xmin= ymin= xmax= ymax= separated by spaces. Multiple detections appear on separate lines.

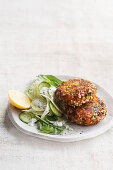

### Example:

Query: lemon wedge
xmin=8 ymin=90 xmax=31 ymax=109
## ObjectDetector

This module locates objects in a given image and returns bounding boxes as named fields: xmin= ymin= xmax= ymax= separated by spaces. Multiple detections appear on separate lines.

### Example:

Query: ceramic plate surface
xmin=7 ymin=75 xmax=113 ymax=142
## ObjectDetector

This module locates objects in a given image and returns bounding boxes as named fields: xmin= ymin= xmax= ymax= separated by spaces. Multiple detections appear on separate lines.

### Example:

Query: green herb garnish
xmin=38 ymin=120 xmax=66 ymax=135
xmin=39 ymin=75 xmax=62 ymax=87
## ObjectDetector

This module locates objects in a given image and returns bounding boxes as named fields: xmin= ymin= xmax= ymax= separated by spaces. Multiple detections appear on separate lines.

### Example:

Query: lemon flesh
xmin=8 ymin=90 xmax=31 ymax=109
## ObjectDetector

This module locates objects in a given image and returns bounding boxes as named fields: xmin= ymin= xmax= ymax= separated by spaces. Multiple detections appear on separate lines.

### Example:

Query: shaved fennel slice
xmin=40 ymin=87 xmax=51 ymax=118
xmin=31 ymin=98 xmax=46 ymax=111
xmin=41 ymin=100 xmax=49 ymax=118
xmin=22 ymin=108 xmax=44 ymax=116
xmin=25 ymin=77 xmax=62 ymax=119
xmin=41 ymin=92 xmax=63 ymax=113
xmin=40 ymin=87 xmax=51 ymax=98
xmin=25 ymin=79 xmax=43 ymax=100
xmin=49 ymin=86 xmax=56 ymax=100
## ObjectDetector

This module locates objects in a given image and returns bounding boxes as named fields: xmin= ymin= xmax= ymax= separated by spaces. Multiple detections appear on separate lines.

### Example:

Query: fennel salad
xmin=19 ymin=75 xmax=67 ymax=135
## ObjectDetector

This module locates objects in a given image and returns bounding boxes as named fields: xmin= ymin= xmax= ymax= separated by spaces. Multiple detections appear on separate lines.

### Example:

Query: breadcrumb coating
xmin=55 ymin=78 xmax=97 ymax=106
xmin=66 ymin=96 xmax=107 ymax=126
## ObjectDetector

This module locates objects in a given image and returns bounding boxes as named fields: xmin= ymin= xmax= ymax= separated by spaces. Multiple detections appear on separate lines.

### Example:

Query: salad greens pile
xmin=19 ymin=75 xmax=66 ymax=135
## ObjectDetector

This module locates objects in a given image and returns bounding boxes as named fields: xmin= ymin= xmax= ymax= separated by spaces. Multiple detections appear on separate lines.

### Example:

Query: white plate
xmin=7 ymin=75 xmax=113 ymax=142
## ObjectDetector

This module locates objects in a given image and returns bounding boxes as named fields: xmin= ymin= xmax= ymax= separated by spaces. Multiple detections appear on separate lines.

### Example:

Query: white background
xmin=0 ymin=0 xmax=113 ymax=169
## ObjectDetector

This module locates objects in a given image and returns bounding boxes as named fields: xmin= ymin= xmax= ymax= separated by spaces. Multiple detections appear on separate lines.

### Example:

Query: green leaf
xmin=32 ymin=112 xmax=66 ymax=135
xmin=45 ymin=115 xmax=58 ymax=121
xmin=38 ymin=120 xmax=66 ymax=135
xmin=19 ymin=112 xmax=66 ymax=135
xmin=39 ymin=75 xmax=62 ymax=87
xmin=32 ymin=113 xmax=65 ymax=135
xmin=34 ymin=114 xmax=49 ymax=125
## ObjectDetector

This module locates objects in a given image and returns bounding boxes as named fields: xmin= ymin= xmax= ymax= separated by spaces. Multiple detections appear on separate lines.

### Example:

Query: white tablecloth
xmin=0 ymin=0 xmax=113 ymax=169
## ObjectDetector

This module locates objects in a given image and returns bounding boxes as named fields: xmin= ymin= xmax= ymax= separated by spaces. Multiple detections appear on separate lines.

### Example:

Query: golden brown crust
xmin=66 ymin=96 xmax=107 ymax=126
xmin=55 ymin=78 xmax=97 ymax=106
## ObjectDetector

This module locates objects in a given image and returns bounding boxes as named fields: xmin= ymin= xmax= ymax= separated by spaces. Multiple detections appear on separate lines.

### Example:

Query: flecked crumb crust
xmin=66 ymin=96 xmax=107 ymax=126
xmin=55 ymin=78 xmax=97 ymax=107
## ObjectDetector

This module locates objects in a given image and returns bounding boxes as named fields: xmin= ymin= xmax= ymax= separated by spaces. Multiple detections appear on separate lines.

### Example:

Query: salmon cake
xmin=55 ymin=78 xmax=97 ymax=107
xmin=66 ymin=96 xmax=107 ymax=126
